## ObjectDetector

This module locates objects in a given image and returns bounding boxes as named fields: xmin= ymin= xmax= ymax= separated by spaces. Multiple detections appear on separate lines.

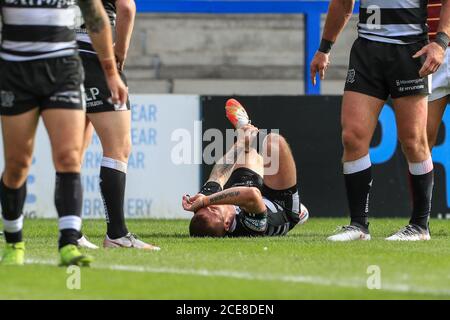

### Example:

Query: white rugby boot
xmin=77 ymin=235 xmax=99 ymax=249
xmin=385 ymin=224 xmax=430 ymax=241
xmin=327 ymin=225 xmax=371 ymax=242
xmin=103 ymin=232 xmax=160 ymax=251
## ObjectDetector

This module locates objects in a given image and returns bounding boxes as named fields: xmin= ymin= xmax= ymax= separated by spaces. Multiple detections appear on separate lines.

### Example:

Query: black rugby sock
xmin=55 ymin=172 xmax=83 ymax=249
xmin=408 ymin=159 xmax=434 ymax=230
xmin=343 ymin=155 xmax=372 ymax=232
xmin=100 ymin=157 xmax=128 ymax=239
xmin=0 ymin=178 xmax=26 ymax=243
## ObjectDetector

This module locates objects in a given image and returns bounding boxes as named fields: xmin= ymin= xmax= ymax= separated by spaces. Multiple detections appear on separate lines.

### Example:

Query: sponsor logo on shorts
xmin=346 ymin=69 xmax=356 ymax=84
xmin=0 ymin=90 xmax=15 ymax=108
xmin=49 ymin=90 xmax=82 ymax=105
xmin=396 ymin=79 xmax=425 ymax=93
xmin=84 ymin=87 xmax=103 ymax=108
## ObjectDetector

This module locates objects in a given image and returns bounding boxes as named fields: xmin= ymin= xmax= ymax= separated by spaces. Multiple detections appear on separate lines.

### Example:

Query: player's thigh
xmin=262 ymin=133 xmax=297 ymax=190
xmin=41 ymin=109 xmax=85 ymax=171
xmin=233 ymin=147 xmax=264 ymax=178
xmin=87 ymin=110 xmax=131 ymax=161
xmin=1 ymin=109 xmax=40 ymax=185
xmin=427 ymin=96 xmax=448 ymax=148
xmin=393 ymin=95 xmax=430 ymax=161
xmin=341 ymin=91 xmax=385 ymax=158
xmin=393 ymin=95 xmax=428 ymax=141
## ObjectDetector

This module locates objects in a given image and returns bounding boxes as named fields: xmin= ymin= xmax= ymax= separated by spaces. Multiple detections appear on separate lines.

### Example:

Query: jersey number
xmin=366 ymin=5 xmax=381 ymax=30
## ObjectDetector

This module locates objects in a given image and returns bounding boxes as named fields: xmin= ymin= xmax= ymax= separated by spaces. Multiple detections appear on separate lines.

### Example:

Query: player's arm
xmin=438 ymin=0 xmax=450 ymax=36
xmin=115 ymin=0 xmax=136 ymax=71
xmin=414 ymin=0 xmax=450 ymax=77
xmin=182 ymin=187 xmax=266 ymax=214
xmin=78 ymin=0 xmax=127 ymax=105
xmin=205 ymin=141 xmax=246 ymax=189
xmin=310 ymin=0 xmax=355 ymax=85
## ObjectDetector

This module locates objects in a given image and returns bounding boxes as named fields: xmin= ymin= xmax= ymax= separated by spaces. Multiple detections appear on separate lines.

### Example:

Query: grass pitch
xmin=0 ymin=218 xmax=450 ymax=300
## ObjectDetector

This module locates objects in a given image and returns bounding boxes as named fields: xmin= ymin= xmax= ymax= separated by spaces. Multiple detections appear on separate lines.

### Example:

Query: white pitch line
xmin=25 ymin=258 xmax=450 ymax=297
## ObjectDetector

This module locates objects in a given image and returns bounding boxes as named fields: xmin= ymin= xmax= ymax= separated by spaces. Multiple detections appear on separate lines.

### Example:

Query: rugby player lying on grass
xmin=182 ymin=99 xmax=308 ymax=237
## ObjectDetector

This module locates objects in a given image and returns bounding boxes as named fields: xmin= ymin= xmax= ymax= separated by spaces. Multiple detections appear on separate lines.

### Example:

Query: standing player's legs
xmin=387 ymin=95 xmax=433 ymax=239
xmin=41 ymin=108 xmax=92 ymax=264
xmin=80 ymin=54 xmax=158 ymax=250
xmin=0 ymin=109 xmax=39 ymax=265
xmin=88 ymin=111 xmax=131 ymax=240
xmin=427 ymin=49 xmax=450 ymax=150
xmin=340 ymin=92 xmax=384 ymax=232
xmin=427 ymin=96 xmax=448 ymax=149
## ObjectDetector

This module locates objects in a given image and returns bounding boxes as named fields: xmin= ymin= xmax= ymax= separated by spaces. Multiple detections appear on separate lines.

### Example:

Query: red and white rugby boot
xmin=298 ymin=203 xmax=309 ymax=225
xmin=225 ymin=98 xmax=250 ymax=129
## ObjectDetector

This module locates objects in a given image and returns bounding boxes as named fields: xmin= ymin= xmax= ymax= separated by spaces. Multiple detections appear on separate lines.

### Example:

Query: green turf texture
xmin=1 ymin=218 xmax=449 ymax=300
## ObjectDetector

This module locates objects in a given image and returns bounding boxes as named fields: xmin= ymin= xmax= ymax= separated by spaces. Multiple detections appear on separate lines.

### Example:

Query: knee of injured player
xmin=189 ymin=205 xmax=235 ymax=237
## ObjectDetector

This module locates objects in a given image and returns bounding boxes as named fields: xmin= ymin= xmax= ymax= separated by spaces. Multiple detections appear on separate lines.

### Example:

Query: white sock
xmin=343 ymin=154 xmax=371 ymax=175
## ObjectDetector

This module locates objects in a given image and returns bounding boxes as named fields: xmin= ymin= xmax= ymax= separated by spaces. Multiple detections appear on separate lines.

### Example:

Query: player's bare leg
xmin=427 ymin=96 xmax=448 ymax=149
xmin=225 ymin=98 xmax=308 ymax=224
xmin=42 ymin=109 xmax=93 ymax=265
xmin=0 ymin=109 xmax=39 ymax=265
xmin=74 ymin=117 xmax=100 ymax=249
xmin=261 ymin=132 xmax=308 ymax=225
xmin=233 ymin=148 xmax=264 ymax=178
xmin=329 ymin=91 xmax=385 ymax=241
xmin=386 ymin=95 xmax=432 ymax=241
xmin=86 ymin=111 xmax=159 ymax=250
xmin=82 ymin=117 xmax=95 ymax=160
xmin=262 ymin=133 xmax=297 ymax=190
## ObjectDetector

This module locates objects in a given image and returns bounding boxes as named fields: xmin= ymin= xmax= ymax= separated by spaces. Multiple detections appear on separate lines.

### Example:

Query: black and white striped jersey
xmin=75 ymin=0 xmax=116 ymax=55
xmin=0 ymin=0 xmax=78 ymax=61
xmin=228 ymin=197 xmax=298 ymax=237
xmin=358 ymin=0 xmax=428 ymax=44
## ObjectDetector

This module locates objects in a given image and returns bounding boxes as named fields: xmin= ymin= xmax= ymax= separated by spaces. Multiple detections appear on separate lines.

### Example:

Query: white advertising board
xmin=0 ymin=95 xmax=201 ymax=219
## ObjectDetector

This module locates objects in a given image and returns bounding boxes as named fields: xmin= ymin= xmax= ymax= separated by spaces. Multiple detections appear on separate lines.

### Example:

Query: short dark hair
xmin=189 ymin=209 xmax=226 ymax=237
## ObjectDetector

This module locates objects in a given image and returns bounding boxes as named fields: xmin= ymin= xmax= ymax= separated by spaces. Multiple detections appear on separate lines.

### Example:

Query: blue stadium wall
xmin=201 ymin=96 xmax=450 ymax=218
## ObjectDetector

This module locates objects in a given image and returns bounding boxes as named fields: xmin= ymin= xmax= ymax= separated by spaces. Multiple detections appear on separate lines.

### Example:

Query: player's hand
xmin=239 ymin=124 xmax=259 ymax=149
xmin=413 ymin=42 xmax=445 ymax=77
xmin=182 ymin=194 xmax=207 ymax=212
xmin=106 ymin=74 xmax=128 ymax=106
xmin=310 ymin=51 xmax=330 ymax=86
xmin=115 ymin=50 xmax=126 ymax=72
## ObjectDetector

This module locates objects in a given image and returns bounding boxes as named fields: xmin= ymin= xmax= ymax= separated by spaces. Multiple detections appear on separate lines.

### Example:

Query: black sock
xmin=409 ymin=170 xmax=434 ymax=230
xmin=100 ymin=163 xmax=128 ymax=239
xmin=0 ymin=178 xmax=26 ymax=243
xmin=343 ymin=156 xmax=372 ymax=232
xmin=55 ymin=172 xmax=83 ymax=249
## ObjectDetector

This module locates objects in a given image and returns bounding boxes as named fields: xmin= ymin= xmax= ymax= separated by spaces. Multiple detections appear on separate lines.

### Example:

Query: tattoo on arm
xmin=208 ymin=143 xmax=246 ymax=185
xmin=78 ymin=0 xmax=106 ymax=33
xmin=209 ymin=191 xmax=241 ymax=204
